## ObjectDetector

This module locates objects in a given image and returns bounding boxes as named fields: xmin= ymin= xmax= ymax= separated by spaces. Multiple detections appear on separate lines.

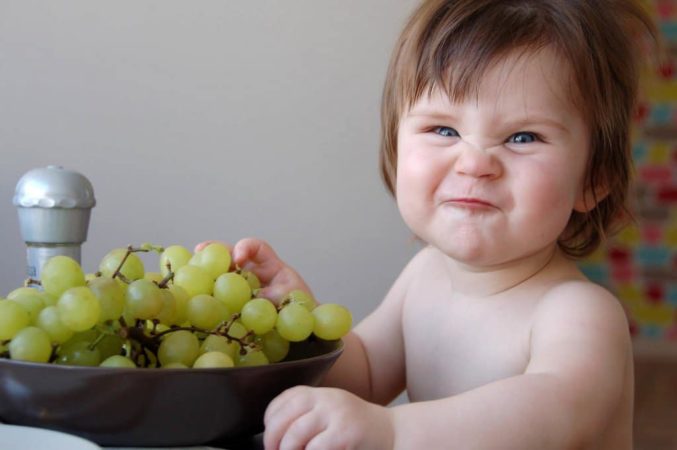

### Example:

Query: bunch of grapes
xmin=0 ymin=243 xmax=352 ymax=369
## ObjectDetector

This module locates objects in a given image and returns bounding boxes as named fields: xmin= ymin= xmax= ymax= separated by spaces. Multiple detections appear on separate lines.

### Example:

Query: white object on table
xmin=0 ymin=424 xmax=101 ymax=450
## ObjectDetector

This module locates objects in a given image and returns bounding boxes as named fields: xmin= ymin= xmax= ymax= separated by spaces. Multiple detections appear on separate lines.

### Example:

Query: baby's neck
xmin=443 ymin=246 xmax=574 ymax=298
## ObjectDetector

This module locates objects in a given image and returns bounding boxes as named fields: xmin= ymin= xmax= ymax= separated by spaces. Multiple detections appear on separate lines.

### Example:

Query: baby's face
xmin=395 ymin=47 xmax=591 ymax=267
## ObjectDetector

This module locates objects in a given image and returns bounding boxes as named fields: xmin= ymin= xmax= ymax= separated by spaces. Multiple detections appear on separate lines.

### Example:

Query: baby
xmin=214 ymin=0 xmax=658 ymax=448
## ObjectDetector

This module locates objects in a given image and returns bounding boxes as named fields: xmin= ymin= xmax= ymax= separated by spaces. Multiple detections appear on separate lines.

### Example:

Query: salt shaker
xmin=13 ymin=166 xmax=96 ymax=280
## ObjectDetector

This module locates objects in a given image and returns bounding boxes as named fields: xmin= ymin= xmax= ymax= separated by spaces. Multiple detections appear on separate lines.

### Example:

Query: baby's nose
xmin=452 ymin=140 xmax=502 ymax=179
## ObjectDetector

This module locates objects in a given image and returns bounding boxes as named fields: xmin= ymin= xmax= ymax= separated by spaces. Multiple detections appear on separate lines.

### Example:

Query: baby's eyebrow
xmin=503 ymin=116 xmax=569 ymax=133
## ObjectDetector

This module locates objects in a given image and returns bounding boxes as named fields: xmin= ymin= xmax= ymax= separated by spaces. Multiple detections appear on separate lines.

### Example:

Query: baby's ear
xmin=573 ymin=183 xmax=609 ymax=212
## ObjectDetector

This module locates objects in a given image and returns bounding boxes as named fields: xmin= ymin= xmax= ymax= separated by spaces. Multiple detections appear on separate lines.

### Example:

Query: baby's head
xmin=379 ymin=0 xmax=657 ymax=257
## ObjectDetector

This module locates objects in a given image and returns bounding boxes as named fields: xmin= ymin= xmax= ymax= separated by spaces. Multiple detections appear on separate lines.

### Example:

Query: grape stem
xmin=23 ymin=278 xmax=42 ymax=287
xmin=110 ymin=244 xmax=155 ymax=282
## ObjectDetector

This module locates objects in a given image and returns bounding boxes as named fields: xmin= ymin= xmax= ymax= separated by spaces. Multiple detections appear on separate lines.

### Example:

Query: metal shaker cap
xmin=13 ymin=165 xmax=96 ymax=209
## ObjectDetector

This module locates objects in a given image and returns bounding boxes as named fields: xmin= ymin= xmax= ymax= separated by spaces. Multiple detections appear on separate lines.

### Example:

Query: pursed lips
xmin=440 ymin=197 xmax=497 ymax=210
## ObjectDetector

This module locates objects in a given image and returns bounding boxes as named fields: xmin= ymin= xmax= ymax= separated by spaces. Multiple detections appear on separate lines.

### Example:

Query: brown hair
xmin=379 ymin=0 xmax=658 ymax=257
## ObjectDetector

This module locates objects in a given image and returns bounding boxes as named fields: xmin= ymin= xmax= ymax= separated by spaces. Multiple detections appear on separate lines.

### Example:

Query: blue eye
xmin=433 ymin=126 xmax=459 ymax=137
xmin=509 ymin=132 xmax=539 ymax=144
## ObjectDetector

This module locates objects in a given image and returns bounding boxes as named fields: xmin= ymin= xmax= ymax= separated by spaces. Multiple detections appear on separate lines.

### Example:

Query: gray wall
xmin=0 ymin=1 xmax=421 ymax=327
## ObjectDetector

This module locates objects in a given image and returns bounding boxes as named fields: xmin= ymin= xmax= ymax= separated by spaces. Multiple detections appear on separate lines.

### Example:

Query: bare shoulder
xmin=528 ymin=278 xmax=632 ymax=378
xmin=532 ymin=280 xmax=629 ymax=340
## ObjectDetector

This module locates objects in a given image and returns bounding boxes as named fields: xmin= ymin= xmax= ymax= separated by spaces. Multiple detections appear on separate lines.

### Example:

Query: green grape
xmin=7 ymin=287 xmax=54 ymax=306
xmin=286 ymin=289 xmax=316 ymax=311
xmin=154 ymin=289 xmax=178 ymax=326
xmin=56 ymin=339 xmax=101 ymax=366
xmin=189 ymin=242 xmax=231 ymax=280
xmin=99 ymin=248 xmax=145 ymax=281
xmin=186 ymin=294 xmax=227 ymax=330
xmin=169 ymin=285 xmax=190 ymax=325
xmin=125 ymin=279 xmax=163 ymax=320
xmin=144 ymin=272 xmax=163 ymax=284
xmin=241 ymin=298 xmax=277 ymax=335
xmin=193 ymin=351 xmax=234 ymax=368
xmin=276 ymin=303 xmax=314 ymax=342
xmin=100 ymin=355 xmax=136 ymax=368
xmin=41 ymin=255 xmax=86 ymax=298
xmin=35 ymin=306 xmax=74 ymax=344
xmin=88 ymin=277 xmax=125 ymax=322
xmin=199 ymin=334 xmax=237 ymax=359
xmin=261 ymin=329 xmax=290 ymax=363
xmin=312 ymin=303 xmax=352 ymax=340
xmin=8 ymin=326 xmax=52 ymax=363
xmin=0 ymin=300 xmax=30 ymax=340
xmin=174 ymin=265 xmax=213 ymax=297
xmin=228 ymin=320 xmax=248 ymax=339
xmin=159 ymin=245 xmax=192 ymax=277
xmin=8 ymin=294 xmax=45 ymax=324
xmin=236 ymin=348 xmax=269 ymax=367
xmin=213 ymin=272 xmax=252 ymax=313
xmin=95 ymin=334 xmax=125 ymax=360
xmin=158 ymin=330 xmax=199 ymax=367
xmin=162 ymin=362 xmax=188 ymax=369
xmin=57 ymin=287 xmax=101 ymax=332
xmin=241 ymin=270 xmax=261 ymax=291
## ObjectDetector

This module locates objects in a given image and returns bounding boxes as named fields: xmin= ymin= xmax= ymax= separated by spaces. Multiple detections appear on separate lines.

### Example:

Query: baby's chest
xmin=402 ymin=298 xmax=532 ymax=401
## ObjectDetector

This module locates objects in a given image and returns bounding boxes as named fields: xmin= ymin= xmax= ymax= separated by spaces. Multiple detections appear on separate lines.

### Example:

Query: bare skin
xmin=208 ymin=47 xmax=635 ymax=450
xmin=228 ymin=239 xmax=633 ymax=450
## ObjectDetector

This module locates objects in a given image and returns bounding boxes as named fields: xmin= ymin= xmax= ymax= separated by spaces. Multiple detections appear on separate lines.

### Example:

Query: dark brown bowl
xmin=0 ymin=339 xmax=343 ymax=447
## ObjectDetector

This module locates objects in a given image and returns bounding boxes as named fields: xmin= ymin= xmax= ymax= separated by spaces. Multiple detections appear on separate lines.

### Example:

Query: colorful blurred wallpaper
xmin=579 ymin=0 xmax=677 ymax=342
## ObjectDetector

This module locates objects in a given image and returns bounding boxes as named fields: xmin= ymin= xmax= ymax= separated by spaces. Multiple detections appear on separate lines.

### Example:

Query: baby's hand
xmin=228 ymin=238 xmax=311 ymax=303
xmin=263 ymin=386 xmax=394 ymax=450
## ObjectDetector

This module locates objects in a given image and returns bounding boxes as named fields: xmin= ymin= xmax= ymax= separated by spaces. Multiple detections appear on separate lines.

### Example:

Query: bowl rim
xmin=0 ymin=339 xmax=344 ymax=374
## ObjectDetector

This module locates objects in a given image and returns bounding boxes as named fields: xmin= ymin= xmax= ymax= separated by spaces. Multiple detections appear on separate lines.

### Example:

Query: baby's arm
xmin=389 ymin=281 xmax=632 ymax=449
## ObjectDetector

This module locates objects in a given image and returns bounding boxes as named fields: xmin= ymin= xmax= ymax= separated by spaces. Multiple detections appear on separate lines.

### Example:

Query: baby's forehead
xmin=403 ymin=47 xmax=579 ymax=113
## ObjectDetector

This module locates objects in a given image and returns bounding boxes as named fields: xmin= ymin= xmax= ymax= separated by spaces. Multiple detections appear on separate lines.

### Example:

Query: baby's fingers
xmin=264 ymin=387 xmax=314 ymax=450
xmin=278 ymin=412 xmax=325 ymax=450
xmin=232 ymin=238 xmax=285 ymax=280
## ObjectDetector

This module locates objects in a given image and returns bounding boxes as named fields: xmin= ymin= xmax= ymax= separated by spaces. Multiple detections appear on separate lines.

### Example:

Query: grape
xmin=162 ymin=362 xmax=188 ymax=369
xmin=261 ymin=329 xmax=290 ymax=363
xmin=7 ymin=287 xmax=55 ymax=306
xmin=228 ymin=320 xmax=248 ymax=339
xmin=8 ymin=294 xmax=45 ymax=324
xmin=41 ymin=256 xmax=86 ymax=298
xmin=193 ymin=351 xmax=234 ymax=368
xmin=56 ymin=339 xmax=101 ymax=366
xmin=159 ymin=245 xmax=192 ymax=277
xmin=236 ymin=348 xmax=269 ymax=367
xmin=100 ymin=355 xmax=136 ymax=368
xmin=144 ymin=272 xmax=164 ymax=284
xmin=155 ymin=289 xmax=178 ymax=326
xmin=57 ymin=287 xmax=101 ymax=332
xmin=88 ymin=277 xmax=125 ymax=322
xmin=99 ymin=248 xmax=145 ymax=281
xmin=186 ymin=295 xmax=227 ymax=330
xmin=96 ymin=334 xmax=125 ymax=360
xmin=8 ymin=326 xmax=52 ymax=363
xmin=286 ymin=289 xmax=316 ymax=311
xmin=125 ymin=279 xmax=163 ymax=320
xmin=241 ymin=298 xmax=277 ymax=335
xmin=241 ymin=270 xmax=261 ymax=291
xmin=169 ymin=285 xmax=190 ymax=325
xmin=276 ymin=303 xmax=314 ymax=342
xmin=35 ymin=306 xmax=74 ymax=344
xmin=0 ymin=300 xmax=30 ymax=340
xmin=158 ymin=330 xmax=199 ymax=367
xmin=199 ymin=334 xmax=237 ymax=359
xmin=213 ymin=272 xmax=252 ymax=313
xmin=312 ymin=303 xmax=352 ymax=340
xmin=174 ymin=265 xmax=213 ymax=297
xmin=189 ymin=242 xmax=231 ymax=280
